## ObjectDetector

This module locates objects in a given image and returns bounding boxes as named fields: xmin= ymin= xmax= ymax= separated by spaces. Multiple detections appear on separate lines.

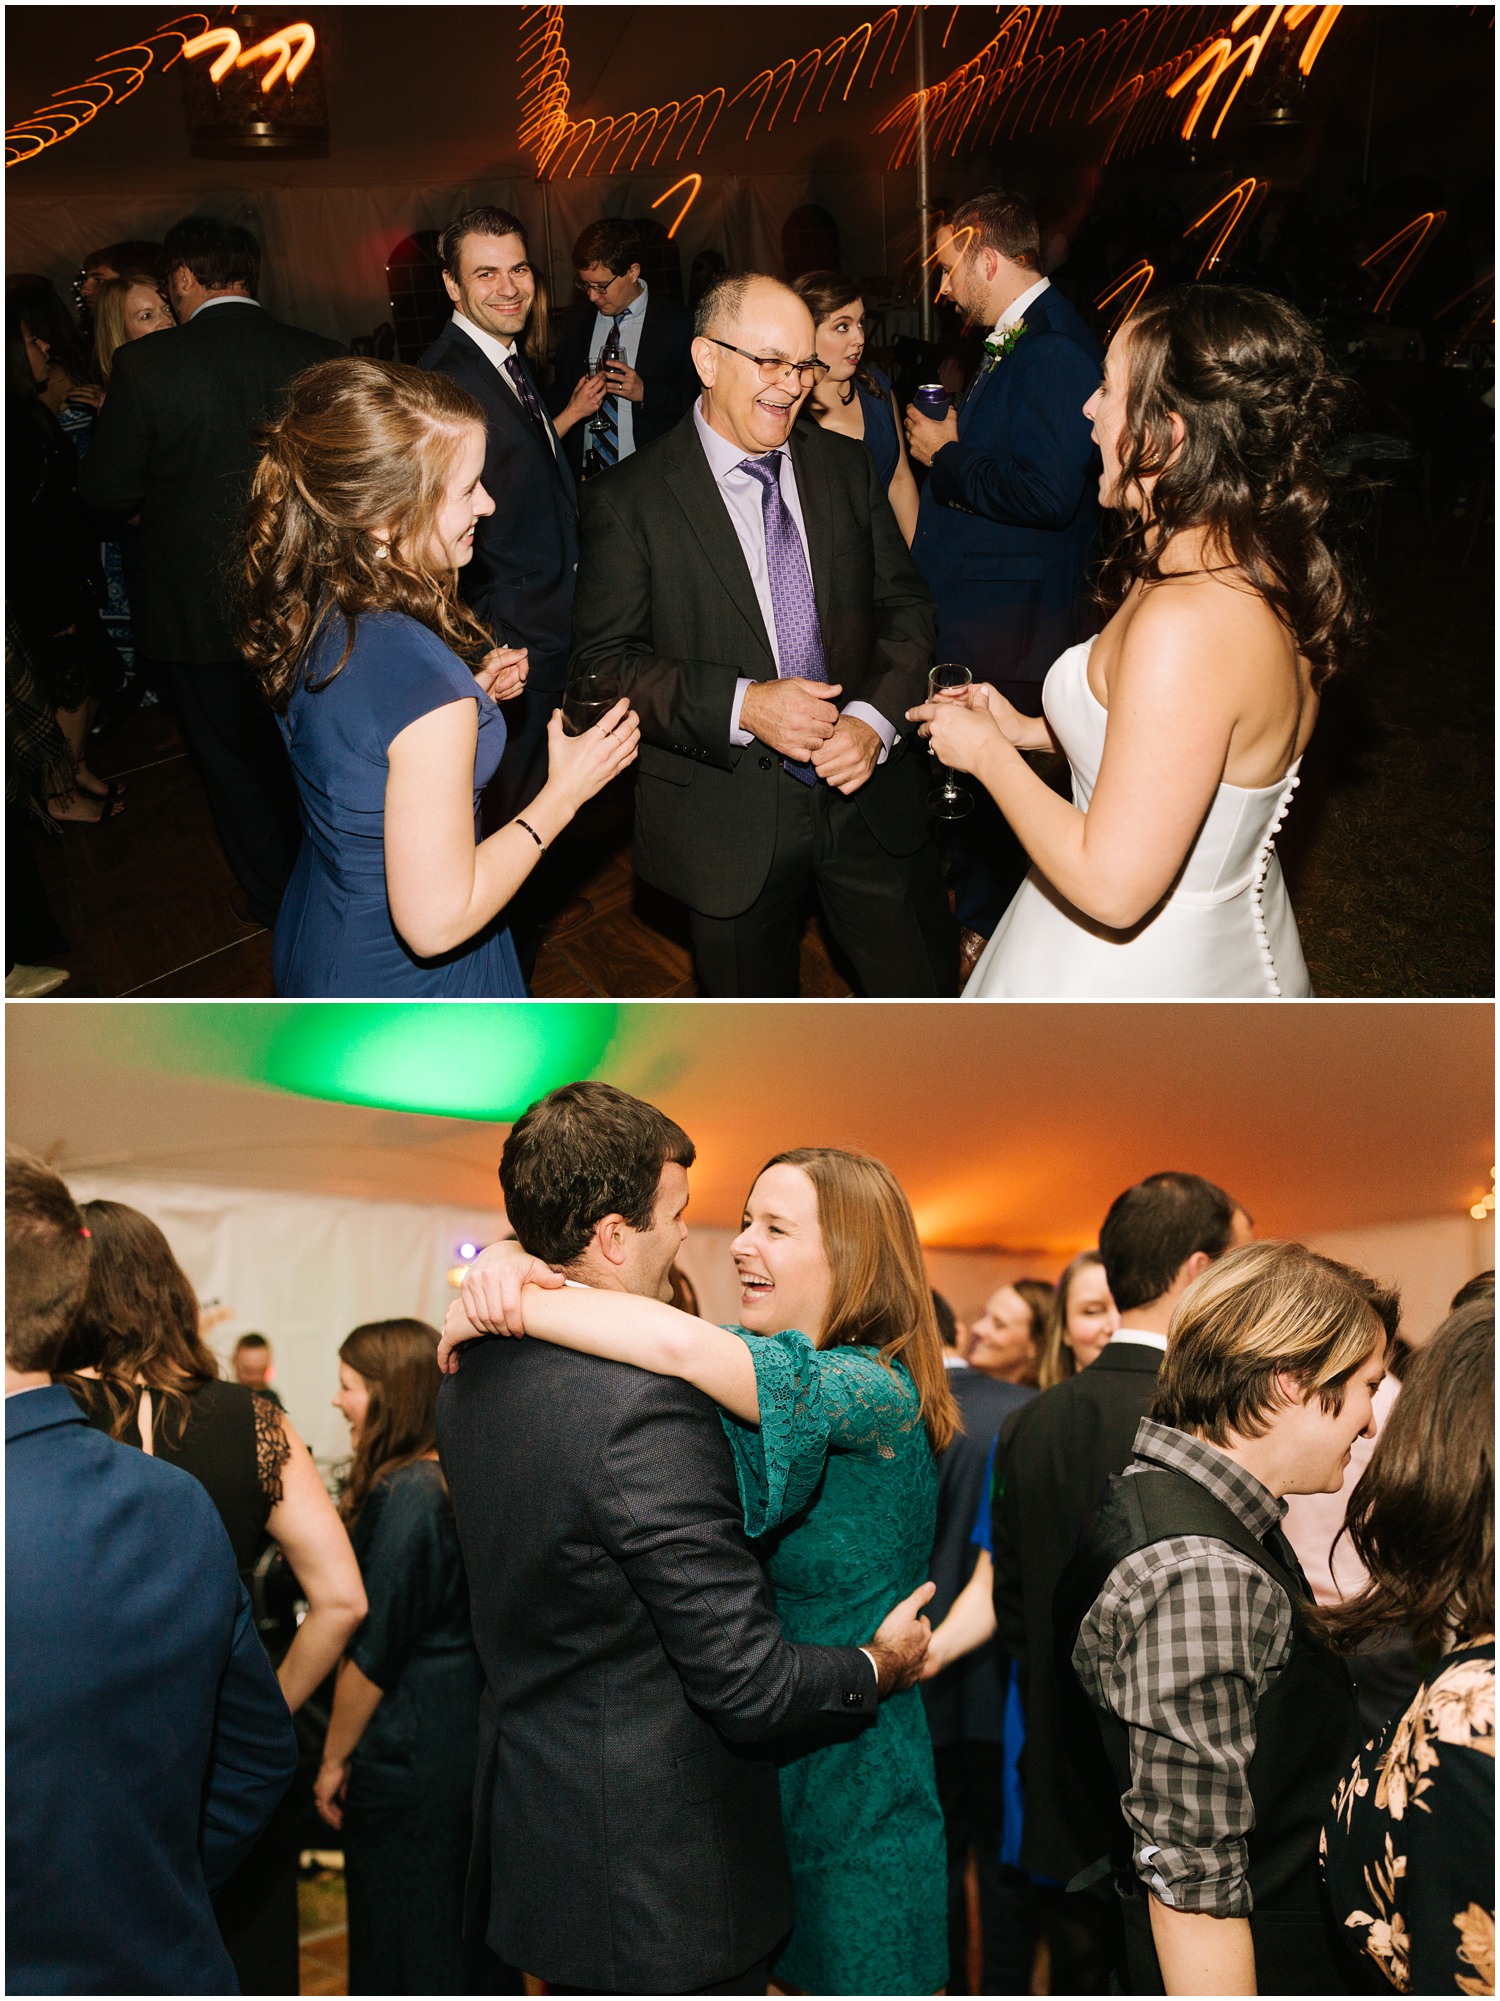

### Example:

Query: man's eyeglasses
xmin=575 ymin=276 xmax=618 ymax=297
xmin=707 ymin=338 xmax=828 ymax=388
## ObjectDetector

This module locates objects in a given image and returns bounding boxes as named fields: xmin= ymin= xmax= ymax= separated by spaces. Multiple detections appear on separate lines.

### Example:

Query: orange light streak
xmin=650 ymin=173 xmax=703 ymax=240
xmin=236 ymin=24 xmax=316 ymax=93
xmin=7 ymin=11 xmax=217 ymax=166
xmin=1183 ymin=177 xmax=1265 ymax=279
xmin=1095 ymin=259 xmax=1155 ymax=340
xmin=181 ymin=26 xmax=243 ymax=84
xmin=1361 ymin=211 xmax=1447 ymax=315
xmin=1167 ymin=5 xmax=1340 ymax=141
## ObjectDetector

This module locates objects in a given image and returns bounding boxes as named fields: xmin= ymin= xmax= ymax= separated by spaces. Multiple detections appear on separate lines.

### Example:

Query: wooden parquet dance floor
xmin=26 ymin=701 xmax=854 ymax=999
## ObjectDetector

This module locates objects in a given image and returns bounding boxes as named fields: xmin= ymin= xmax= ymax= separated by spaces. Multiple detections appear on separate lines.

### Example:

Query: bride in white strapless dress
xmin=909 ymin=281 xmax=1356 ymax=1002
xmin=964 ymin=635 xmax=1310 ymax=998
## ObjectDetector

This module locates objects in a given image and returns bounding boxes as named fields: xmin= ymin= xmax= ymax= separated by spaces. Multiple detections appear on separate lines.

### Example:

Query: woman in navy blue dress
xmin=241 ymin=360 xmax=639 ymax=995
xmin=794 ymin=271 xmax=920 ymax=544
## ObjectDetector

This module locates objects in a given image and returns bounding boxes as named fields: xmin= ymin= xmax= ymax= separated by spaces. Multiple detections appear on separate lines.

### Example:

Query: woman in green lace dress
xmin=449 ymin=1147 xmax=956 ymax=1995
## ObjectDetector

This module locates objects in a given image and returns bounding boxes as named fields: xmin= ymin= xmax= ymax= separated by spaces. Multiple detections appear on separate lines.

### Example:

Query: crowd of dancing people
xmin=7 ymin=1093 xmax=1494 ymax=1996
xmin=8 ymin=187 xmax=1406 ymax=1000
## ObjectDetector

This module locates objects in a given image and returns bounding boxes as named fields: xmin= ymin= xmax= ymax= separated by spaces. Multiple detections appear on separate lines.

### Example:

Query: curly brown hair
xmin=241 ymin=357 xmax=495 ymax=712
xmin=1100 ymin=284 xmax=1363 ymax=688
xmin=56 ymin=1200 xmax=220 ymax=1447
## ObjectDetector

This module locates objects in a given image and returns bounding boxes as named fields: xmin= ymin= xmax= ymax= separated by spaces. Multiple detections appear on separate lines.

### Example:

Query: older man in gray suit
xmin=568 ymin=273 xmax=954 ymax=997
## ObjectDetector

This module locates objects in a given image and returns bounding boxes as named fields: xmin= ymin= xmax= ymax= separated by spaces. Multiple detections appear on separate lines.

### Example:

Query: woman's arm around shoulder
xmin=510 ymin=1283 xmax=763 ymax=1423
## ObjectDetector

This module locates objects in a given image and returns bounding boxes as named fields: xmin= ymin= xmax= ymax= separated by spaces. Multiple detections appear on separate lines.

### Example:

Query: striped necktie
xmin=591 ymin=313 xmax=627 ymax=468
xmin=503 ymin=353 xmax=551 ymax=445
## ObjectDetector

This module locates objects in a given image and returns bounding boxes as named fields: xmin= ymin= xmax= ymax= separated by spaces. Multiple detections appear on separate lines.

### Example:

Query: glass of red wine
xmin=927 ymin=662 xmax=974 ymax=819
xmin=562 ymin=670 xmax=621 ymax=736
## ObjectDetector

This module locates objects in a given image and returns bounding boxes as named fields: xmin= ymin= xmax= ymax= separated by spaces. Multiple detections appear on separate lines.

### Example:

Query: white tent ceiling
xmin=8 ymin=1002 xmax=1491 ymax=1254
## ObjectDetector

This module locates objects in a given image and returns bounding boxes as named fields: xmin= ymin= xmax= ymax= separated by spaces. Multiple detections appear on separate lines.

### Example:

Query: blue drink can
xmin=914 ymin=382 xmax=949 ymax=418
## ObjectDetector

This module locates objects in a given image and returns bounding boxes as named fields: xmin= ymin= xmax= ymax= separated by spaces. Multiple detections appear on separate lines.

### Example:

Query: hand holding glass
xmin=562 ymin=670 xmax=622 ymax=736
xmin=927 ymin=663 xmax=974 ymax=819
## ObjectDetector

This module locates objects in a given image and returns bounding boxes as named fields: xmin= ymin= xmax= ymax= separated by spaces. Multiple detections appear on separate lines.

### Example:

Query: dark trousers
xmin=166 ymin=660 xmax=300 ymax=928
xmin=935 ymin=1740 xmax=1034 ymax=1994
xmin=482 ymin=673 xmax=566 ymax=980
xmin=550 ymin=1955 xmax=773 ymax=1995
xmin=688 ymin=770 xmax=956 ymax=997
xmin=952 ymin=677 xmax=1046 ymax=939
xmin=1038 ymin=1882 xmax=1126 ymax=1996
xmin=212 ymin=1783 xmax=301 ymax=1995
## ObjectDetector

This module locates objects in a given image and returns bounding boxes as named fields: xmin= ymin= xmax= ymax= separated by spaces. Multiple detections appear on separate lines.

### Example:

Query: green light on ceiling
xmin=259 ymin=1005 xmax=620 ymax=1120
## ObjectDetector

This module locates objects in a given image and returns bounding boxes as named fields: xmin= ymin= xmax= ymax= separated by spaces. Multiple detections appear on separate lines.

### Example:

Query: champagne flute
xmin=562 ymin=669 xmax=621 ymax=736
xmin=927 ymin=662 xmax=973 ymax=819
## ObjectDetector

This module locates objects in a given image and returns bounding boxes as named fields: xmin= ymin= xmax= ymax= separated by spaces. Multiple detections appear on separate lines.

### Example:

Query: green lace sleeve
xmin=812 ymin=1345 xmax=923 ymax=1451
xmin=718 ymin=1327 xmax=831 ymax=1538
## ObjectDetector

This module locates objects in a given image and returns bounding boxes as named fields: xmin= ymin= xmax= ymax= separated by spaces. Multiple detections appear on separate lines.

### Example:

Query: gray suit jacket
xmin=569 ymin=407 xmax=937 ymax=918
xmin=434 ymin=1336 xmax=878 ymax=1992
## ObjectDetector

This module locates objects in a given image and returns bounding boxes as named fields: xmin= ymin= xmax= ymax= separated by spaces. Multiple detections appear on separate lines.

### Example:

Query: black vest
xmin=1054 ymin=1466 xmax=1359 ymax=1996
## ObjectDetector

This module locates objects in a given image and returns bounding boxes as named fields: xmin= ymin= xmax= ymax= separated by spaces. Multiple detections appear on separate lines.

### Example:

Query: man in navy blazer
xmin=546 ymin=218 xmax=699 ymax=482
xmin=5 ymin=1146 xmax=297 ymax=1996
xmin=420 ymin=205 xmax=581 ymax=963
xmin=905 ymin=190 xmax=1104 ymax=961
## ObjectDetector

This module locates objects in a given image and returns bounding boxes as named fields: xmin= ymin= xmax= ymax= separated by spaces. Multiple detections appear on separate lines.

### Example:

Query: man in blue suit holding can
xmin=905 ymin=190 xmax=1103 ymax=977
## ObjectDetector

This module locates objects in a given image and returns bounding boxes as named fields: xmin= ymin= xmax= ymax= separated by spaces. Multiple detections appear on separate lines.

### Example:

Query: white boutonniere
xmin=982 ymin=321 xmax=1029 ymax=365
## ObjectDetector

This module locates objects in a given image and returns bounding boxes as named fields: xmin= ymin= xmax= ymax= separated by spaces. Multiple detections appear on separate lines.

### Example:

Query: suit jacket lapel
xmin=663 ymin=419 xmax=774 ymax=664
xmin=448 ymin=330 xmax=571 ymax=499
xmin=788 ymin=423 xmax=834 ymax=625
xmin=514 ymin=349 xmax=576 ymax=505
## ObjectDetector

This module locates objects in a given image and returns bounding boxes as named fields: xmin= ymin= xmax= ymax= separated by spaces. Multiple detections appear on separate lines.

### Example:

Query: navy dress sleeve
xmin=338 ymin=614 xmax=484 ymax=761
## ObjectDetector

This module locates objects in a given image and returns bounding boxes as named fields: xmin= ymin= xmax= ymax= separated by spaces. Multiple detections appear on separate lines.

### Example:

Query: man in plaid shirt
xmin=1060 ymin=1241 xmax=1398 ymax=1996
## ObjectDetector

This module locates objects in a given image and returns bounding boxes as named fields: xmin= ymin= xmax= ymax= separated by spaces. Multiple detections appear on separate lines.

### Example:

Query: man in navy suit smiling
xmin=905 ymin=190 xmax=1103 ymax=972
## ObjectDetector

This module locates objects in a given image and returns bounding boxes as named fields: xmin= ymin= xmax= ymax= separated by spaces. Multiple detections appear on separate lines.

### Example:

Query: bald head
xmin=692 ymin=273 xmax=819 ymax=457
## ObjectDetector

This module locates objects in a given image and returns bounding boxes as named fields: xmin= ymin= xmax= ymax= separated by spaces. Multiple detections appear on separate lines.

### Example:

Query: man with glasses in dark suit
xmin=548 ymin=219 xmax=698 ymax=481
xmin=569 ymin=271 xmax=954 ymax=997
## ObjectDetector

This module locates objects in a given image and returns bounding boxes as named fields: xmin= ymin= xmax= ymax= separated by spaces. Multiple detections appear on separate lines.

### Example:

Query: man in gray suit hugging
xmin=435 ymin=1082 xmax=932 ymax=1994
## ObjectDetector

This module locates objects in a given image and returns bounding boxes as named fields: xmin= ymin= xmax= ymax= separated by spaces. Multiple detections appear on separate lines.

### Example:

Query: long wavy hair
xmin=242 ymin=357 xmax=495 ymax=712
xmin=338 ymin=1318 xmax=444 ymax=1527
xmin=56 ymin=1200 xmax=219 ymax=1446
xmin=1099 ymin=284 xmax=1363 ymax=688
xmin=1323 ymin=1299 xmax=1493 ymax=1655
xmin=755 ymin=1148 xmax=958 ymax=1454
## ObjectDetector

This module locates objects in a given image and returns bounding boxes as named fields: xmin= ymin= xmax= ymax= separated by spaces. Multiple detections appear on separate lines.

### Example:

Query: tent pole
xmin=915 ymin=5 xmax=932 ymax=344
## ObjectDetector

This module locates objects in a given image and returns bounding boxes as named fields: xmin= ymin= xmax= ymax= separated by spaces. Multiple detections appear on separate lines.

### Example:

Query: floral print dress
xmin=1321 ymin=1640 xmax=1494 ymax=1994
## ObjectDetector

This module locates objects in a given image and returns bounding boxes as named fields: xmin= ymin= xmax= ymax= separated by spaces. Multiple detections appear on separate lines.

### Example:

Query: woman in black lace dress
xmin=315 ymin=1318 xmax=486 ymax=1994
xmin=1320 ymin=1298 xmax=1495 ymax=1995
xmin=60 ymin=1199 xmax=366 ymax=1992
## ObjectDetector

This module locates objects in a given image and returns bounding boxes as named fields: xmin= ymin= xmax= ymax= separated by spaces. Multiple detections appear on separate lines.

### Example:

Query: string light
xmin=7 ymin=11 xmax=218 ymax=167
xmin=180 ymin=22 xmax=317 ymax=94
xmin=1183 ymin=176 xmax=1266 ymax=278
xmin=1166 ymin=6 xmax=1341 ymax=143
xmin=519 ymin=5 xmax=1341 ymax=183
xmin=1094 ymin=258 xmax=1156 ymax=339
xmin=1361 ymin=210 xmax=1447 ymax=314
xmin=650 ymin=173 xmax=704 ymax=239
xmin=1470 ymin=1168 xmax=1495 ymax=1224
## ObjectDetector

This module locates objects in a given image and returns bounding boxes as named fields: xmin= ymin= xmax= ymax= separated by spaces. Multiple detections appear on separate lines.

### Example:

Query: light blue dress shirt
xmin=689 ymin=399 xmax=895 ymax=763
xmin=589 ymin=280 xmax=648 ymax=460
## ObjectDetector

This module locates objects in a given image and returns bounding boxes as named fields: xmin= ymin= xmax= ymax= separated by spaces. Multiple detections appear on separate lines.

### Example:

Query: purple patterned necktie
xmin=737 ymin=452 xmax=828 ymax=786
xmin=503 ymin=352 xmax=551 ymax=445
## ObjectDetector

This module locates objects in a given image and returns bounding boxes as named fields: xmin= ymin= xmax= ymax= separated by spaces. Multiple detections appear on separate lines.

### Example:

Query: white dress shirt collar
xmin=451 ymin=309 xmax=518 ymax=368
xmin=992 ymin=274 xmax=1050 ymax=336
xmin=1109 ymin=1327 xmax=1168 ymax=1353
xmin=190 ymin=294 xmax=262 ymax=318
